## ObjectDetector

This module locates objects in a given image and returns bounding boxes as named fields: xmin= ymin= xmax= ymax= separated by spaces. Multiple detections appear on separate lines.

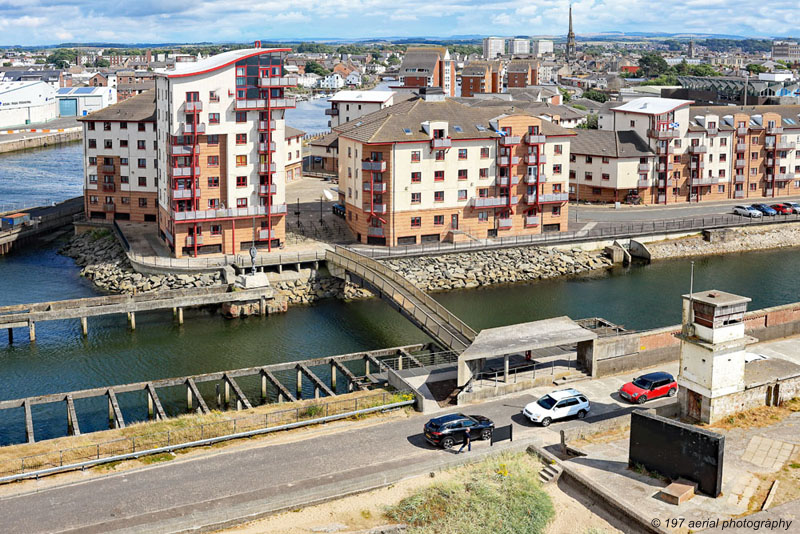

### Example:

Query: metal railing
xmin=0 ymin=390 xmax=414 ymax=483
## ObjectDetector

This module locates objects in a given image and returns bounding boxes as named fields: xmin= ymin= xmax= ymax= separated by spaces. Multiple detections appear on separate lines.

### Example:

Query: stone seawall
xmin=0 ymin=130 xmax=81 ymax=155
xmin=381 ymin=247 xmax=613 ymax=292
xmin=647 ymin=222 xmax=800 ymax=260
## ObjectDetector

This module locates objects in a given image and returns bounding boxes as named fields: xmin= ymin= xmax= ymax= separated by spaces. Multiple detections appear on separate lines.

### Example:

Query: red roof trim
xmin=166 ymin=48 xmax=292 ymax=79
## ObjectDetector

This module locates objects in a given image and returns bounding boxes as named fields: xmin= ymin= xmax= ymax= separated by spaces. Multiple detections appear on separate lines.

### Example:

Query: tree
xmin=578 ymin=114 xmax=598 ymax=129
xmin=558 ymin=88 xmax=571 ymax=103
xmin=638 ymin=53 xmax=669 ymax=78
xmin=2 ymin=62 xmax=11 ymax=67
xmin=386 ymin=55 xmax=401 ymax=66
xmin=304 ymin=60 xmax=329 ymax=76
xmin=746 ymin=63 xmax=768 ymax=74
xmin=94 ymin=58 xmax=110 ymax=68
xmin=582 ymin=89 xmax=608 ymax=103
xmin=46 ymin=48 xmax=77 ymax=69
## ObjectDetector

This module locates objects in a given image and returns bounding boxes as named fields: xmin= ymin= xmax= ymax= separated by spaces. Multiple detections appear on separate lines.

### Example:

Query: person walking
xmin=457 ymin=429 xmax=471 ymax=454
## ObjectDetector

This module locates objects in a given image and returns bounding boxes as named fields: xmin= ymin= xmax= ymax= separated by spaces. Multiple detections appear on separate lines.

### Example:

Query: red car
xmin=619 ymin=371 xmax=677 ymax=404
xmin=771 ymin=204 xmax=792 ymax=215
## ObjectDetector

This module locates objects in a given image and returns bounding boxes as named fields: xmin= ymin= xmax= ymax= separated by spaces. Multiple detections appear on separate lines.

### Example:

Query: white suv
xmin=522 ymin=388 xmax=590 ymax=427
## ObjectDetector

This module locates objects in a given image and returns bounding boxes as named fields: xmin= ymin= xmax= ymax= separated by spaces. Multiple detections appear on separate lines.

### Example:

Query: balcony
xmin=525 ymin=173 xmax=546 ymax=184
xmin=526 ymin=153 xmax=546 ymax=165
xmin=657 ymin=162 xmax=673 ymax=172
xmin=473 ymin=196 xmax=517 ymax=208
xmin=693 ymin=176 xmax=718 ymax=186
xmin=499 ymin=135 xmax=521 ymax=146
xmin=103 ymin=203 xmax=115 ymax=212
xmin=171 ymin=145 xmax=199 ymax=155
xmin=638 ymin=179 xmax=650 ymax=188
xmin=185 ymin=101 xmax=202 ymax=112
xmin=525 ymin=216 xmax=540 ymax=227
xmin=690 ymin=160 xmax=705 ymax=170
xmin=367 ymin=226 xmax=385 ymax=237
xmin=538 ymin=193 xmax=569 ymax=203
xmin=735 ymin=160 xmax=747 ymax=169
xmin=736 ymin=143 xmax=747 ymax=152
xmin=259 ymin=184 xmax=277 ymax=195
xmin=174 ymin=205 xmax=277 ymax=221
xmin=324 ymin=108 xmax=339 ymax=116
xmin=777 ymin=140 xmax=796 ymax=150
xmin=235 ymin=99 xmax=265 ymax=110
xmin=259 ymin=76 xmax=298 ymax=87
xmin=498 ymin=156 xmax=519 ymax=166
xmin=183 ymin=123 xmax=206 ymax=134
xmin=689 ymin=145 xmax=707 ymax=154
xmin=767 ymin=126 xmax=783 ymax=135
xmin=431 ymin=137 xmax=452 ymax=149
xmin=766 ymin=158 xmax=775 ymax=167
xmin=497 ymin=218 xmax=513 ymax=229
xmin=496 ymin=175 xmax=520 ymax=186
xmin=363 ymin=182 xmax=387 ymax=192
xmin=259 ymin=229 xmax=275 ymax=240
xmin=657 ymin=144 xmax=673 ymax=155
xmin=269 ymin=203 xmax=288 ymax=215
xmin=258 ymin=120 xmax=277 ymax=131
xmin=365 ymin=203 xmax=387 ymax=214
xmin=271 ymin=97 xmax=296 ymax=109
xmin=737 ymin=127 xmax=748 ymax=135
xmin=735 ymin=175 xmax=746 ymax=183
xmin=102 ymin=183 xmax=115 ymax=192
xmin=173 ymin=188 xmax=199 ymax=199
xmin=658 ymin=195 xmax=666 ymax=203
xmin=235 ymin=98 xmax=297 ymax=111
xmin=734 ymin=190 xmax=745 ymax=198
xmin=775 ymin=173 xmax=795 ymax=182
xmin=362 ymin=159 xmax=387 ymax=172
xmin=259 ymin=142 xmax=277 ymax=153
xmin=525 ymin=133 xmax=546 ymax=144
xmin=172 ymin=166 xmax=200 ymax=177
xmin=648 ymin=129 xmax=679 ymax=139
xmin=102 ymin=164 xmax=115 ymax=173
xmin=259 ymin=162 xmax=278 ymax=174
xmin=707 ymin=128 xmax=718 ymax=136
xmin=766 ymin=188 xmax=774 ymax=196
xmin=638 ymin=163 xmax=651 ymax=172
xmin=186 ymin=235 xmax=204 ymax=246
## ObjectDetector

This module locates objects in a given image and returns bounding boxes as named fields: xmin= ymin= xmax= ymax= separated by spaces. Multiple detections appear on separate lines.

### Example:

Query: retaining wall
xmin=0 ymin=130 xmax=81 ymax=154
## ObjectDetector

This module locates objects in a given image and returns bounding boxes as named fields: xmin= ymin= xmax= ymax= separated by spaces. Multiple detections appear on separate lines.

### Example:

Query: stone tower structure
xmin=566 ymin=5 xmax=577 ymax=63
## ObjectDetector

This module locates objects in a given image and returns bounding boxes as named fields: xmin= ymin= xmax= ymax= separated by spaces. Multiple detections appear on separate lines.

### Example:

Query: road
xmin=0 ymin=365 xmax=674 ymax=534
xmin=0 ymin=118 xmax=81 ymax=143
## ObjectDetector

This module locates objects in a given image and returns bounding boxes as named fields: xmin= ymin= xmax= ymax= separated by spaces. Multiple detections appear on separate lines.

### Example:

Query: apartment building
xmin=533 ymin=40 xmax=554 ymax=57
xmin=507 ymin=60 xmax=540 ymax=88
xmin=336 ymin=92 xmax=573 ymax=246
xmin=772 ymin=41 xmax=800 ymax=62
xmin=509 ymin=38 xmax=531 ymax=55
xmin=154 ymin=45 xmax=296 ymax=258
xmin=397 ymin=47 xmax=455 ymax=97
xmin=585 ymin=97 xmax=800 ymax=204
xmin=483 ymin=37 xmax=506 ymax=59
xmin=460 ymin=61 xmax=503 ymax=98
xmin=79 ymin=90 xmax=158 ymax=222
xmin=285 ymin=126 xmax=305 ymax=182
xmin=325 ymin=90 xmax=398 ymax=127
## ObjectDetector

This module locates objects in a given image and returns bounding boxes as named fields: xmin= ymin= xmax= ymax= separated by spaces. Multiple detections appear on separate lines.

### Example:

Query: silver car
xmin=733 ymin=205 xmax=762 ymax=217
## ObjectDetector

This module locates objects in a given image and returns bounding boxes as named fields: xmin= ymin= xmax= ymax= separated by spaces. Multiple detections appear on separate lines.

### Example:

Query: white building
xmin=325 ymin=90 xmax=398 ymax=128
xmin=297 ymin=72 xmax=320 ymax=88
xmin=509 ymin=38 xmax=531 ymax=55
xmin=319 ymin=73 xmax=345 ymax=90
xmin=483 ymin=37 xmax=505 ymax=59
xmin=0 ymin=81 xmax=57 ymax=128
xmin=345 ymin=71 xmax=362 ymax=87
xmin=56 ymin=86 xmax=117 ymax=117
xmin=533 ymin=40 xmax=554 ymax=57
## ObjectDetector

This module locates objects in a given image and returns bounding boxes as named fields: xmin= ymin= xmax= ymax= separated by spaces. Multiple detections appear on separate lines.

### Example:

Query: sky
xmin=0 ymin=0 xmax=797 ymax=46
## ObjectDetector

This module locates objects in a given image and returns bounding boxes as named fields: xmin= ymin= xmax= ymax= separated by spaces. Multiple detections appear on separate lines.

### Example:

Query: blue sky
xmin=0 ymin=0 xmax=796 ymax=45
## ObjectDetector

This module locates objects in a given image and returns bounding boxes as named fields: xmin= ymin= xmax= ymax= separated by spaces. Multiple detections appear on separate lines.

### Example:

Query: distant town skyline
xmin=0 ymin=0 xmax=797 ymax=46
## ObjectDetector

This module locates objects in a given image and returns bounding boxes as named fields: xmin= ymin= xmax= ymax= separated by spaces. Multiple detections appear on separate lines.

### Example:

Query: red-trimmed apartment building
xmin=397 ymin=47 xmax=455 ymax=97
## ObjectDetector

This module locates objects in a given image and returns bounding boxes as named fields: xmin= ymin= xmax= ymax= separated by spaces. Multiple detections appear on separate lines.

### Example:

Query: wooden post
xmin=259 ymin=297 xmax=266 ymax=316
xmin=296 ymin=368 xmax=303 ymax=400
xmin=365 ymin=357 xmax=370 ymax=376
xmin=224 ymin=379 xmax=230 ymax=405
xmin=80 ymin=317 xmax=88 ymax=337
xmin=24 ymin=400 xmax=34 ymax=444
xmin=148 ymin=391 xmax=154 ymax=419
xmin=187 ymin=383 xmax=194 ymax=411
xmin=28 ymin=321 xmax=36 ymax=343
xmin=66 ymin=395 xmax=80 ymax=436
xmin=108 ymin=395 xmax=114 ymax=428
xmin=330 ymin=362 xmax=337 ymax=391
xmin=7 ymin=328 xmax=13 ymax=344
xmin=398 ymin=355 xmax=403 ymax=370
xmin=128 ymin=312 xmax=136 ymax=331
xmin=261 ymin=372 xmax=267 ymax=401
xmin=177 ymin=307 xmax=184 ymax=325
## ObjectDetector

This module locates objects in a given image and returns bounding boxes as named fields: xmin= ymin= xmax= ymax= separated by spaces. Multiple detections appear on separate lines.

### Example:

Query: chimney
xmin=418 ymin=86 xmax=445 ymax=102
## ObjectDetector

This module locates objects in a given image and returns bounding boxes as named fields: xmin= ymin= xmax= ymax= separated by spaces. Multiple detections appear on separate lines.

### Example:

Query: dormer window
xmin=433 ymin=128 xmax=445 ymax=139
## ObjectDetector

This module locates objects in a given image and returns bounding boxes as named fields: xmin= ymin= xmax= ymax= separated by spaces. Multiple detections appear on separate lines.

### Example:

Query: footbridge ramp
xmin=326 ymin=247 xmax=476 ymax=353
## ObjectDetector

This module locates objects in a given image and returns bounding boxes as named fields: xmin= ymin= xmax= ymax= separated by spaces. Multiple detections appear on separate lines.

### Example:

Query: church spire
xmin=566 ymin=4 xmax=577 ymax=63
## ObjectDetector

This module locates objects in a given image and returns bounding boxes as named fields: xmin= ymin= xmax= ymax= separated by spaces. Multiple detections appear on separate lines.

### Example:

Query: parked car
xmin=619 ymin=371 xmax=677 ymax=404
xmin=744 ymin=352 xmax=769 ymax=363
xmin=751 ymin=203 xmax=777 ymax=216
xmin=522 ymin=388 xmax=590 ymax=427
xmin=783 ymin=202 xmax=800 ymax=214
xmin=423 ymin=413 xmax=494 ymax=449
xmin=771 ymin=204 xmax=792 ymax=215
xmin=733 ymin=205 xmax=763 ymax=218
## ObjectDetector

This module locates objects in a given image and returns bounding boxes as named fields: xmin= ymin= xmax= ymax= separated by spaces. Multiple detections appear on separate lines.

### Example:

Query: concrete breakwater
xmin=381 ymin=247 xmax=614 ymax=292
xmin=646 ymin=222 xmax=800 ymax=260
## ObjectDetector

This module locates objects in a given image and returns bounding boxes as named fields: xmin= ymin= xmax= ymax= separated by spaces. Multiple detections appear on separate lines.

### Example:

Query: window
xmin=674 ymin=139 xmax=681 ymax=148
xmin=89 ymin=195 xmax=98 ymax=204
xmin=89 ymin=174 xmax=97 ymax=184
xmin=211 ymin=224 xmax=222 ymax=235
xmin=138 ymin=123 xmax=146 ymax=132
xmin=458 ymin=149 xmax=467 ymax=160
xmin=208 ymin=134 xmax=219 ymax=145
xmin=434 ymin=191 xmax=444 ymax=202
xmin=718 ymin=185 xmax=725 ymax=193
xmin=602 ymin=157 xmax=609 ymax=164
xmin=584 ymin=172 xmax=592 ymax=181
xmin=208 ymin=156 xmax=219 ymax=167
xmin=585 ymin=156 xmax=592 ymax=163
xmin=138 ymin=177 xmax=146 ymax=187
xmin=209 ymin=113 xmax=220 ymax=124
xmin=480 ymin=147 xmax=489 ymax=159
xmin=433 ymin=215 xmax=444 ymax=226
xmin=104 ymin=122 xmax=111 ymax=131
xmin=120 ymin=139 xmax=128 ymax=148
xmin=458 ymin=169 xmax=468 ymax=180
xmin=434 ymin=170 xmax=444 ymax=181
xmin=552 ymin=206 xmax=561 ymax=216
xmin=479 ymin=168 xmax=488 ymax=178
xmin=435 ymin=150 xmax=445 ymax=161
xmin=104 ymin=139 xmax=113 ymax=149
xmin=458 ymin=189 xmax=467 ymax=201
xmin=553 ymin=164 xmax=562 ymax=175
xmin=411 ymin=217 xmax=421 ymax=227
xmin=236 ymin=176 xmax=247 ymax=187
xmin=209 ymin=91 xmax=219 ymax=102
xmin=88 ymin=139 xmax=97 ymax=148
xmin=720 ymin=137 xmax=727 ymax=146
xmin=720 ymin=154 xmax=727 ymax=162
xmin=236 ymin=112 xmax=247 ymax=123
xmin=120 ymin=175 xmax=129 ymax=184
xmin=602 ymin=173 xmax=610 ymax=181
xmin=138 ymin=198 xmax=147 ymax=208
xmin=236 ymin=133 xmax=247 ymax=144
xmin=236 ymin=155 xmax=247 ymax=166
xmin=208 ymin=198 xmax=220 ymax=209
xmin=120 ymin=158 xmax=128 ymax=166
xmin=121 ymin=197 xmax=130 ymax=204
xmin=751 ymin=152 xmax=758 ymax=159
xmin=411 ymin=192 xmax=421 ymax=203
xmin=478 ymin=211 xmax=488 ymax=222
xmin=207 ymin=176 xmax=219 ymax=187
xmin=87 ymin=122 xmax=95 ymax=131
xmin=629 ymin=120 xmax=635 ymax=127
xmin=137 ymin=158 xmax=146 ymax=168
xmin=411 ymin=172 xmax=421 ymax=183
xmin=137 ymin=140 xmax=145 ymax=150
xmin=236 ymin=198 xmax=248 ymax=208
xmin=751 ymin=137 xmax=758 ymax=145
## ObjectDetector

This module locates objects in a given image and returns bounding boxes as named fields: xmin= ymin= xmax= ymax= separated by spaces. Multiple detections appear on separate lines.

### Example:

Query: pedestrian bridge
xmin=326 ymin=247 xmax=476 ymax=353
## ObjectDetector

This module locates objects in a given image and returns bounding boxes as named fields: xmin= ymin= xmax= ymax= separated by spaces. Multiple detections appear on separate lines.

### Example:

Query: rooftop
xmin=611 ymin=97 xmax=694 ymax=115
xmin=159 ymin=47 xmax=289 ymax=78
xmin=328 ymin=90 xmax=395 ymax=104
xmin=570 ymin=129 xmax=654 ymax=158
xmin=77 ymin=90 xmax=155 ymax=122
xmin=682 ymin=290 xmax=752 ymax=308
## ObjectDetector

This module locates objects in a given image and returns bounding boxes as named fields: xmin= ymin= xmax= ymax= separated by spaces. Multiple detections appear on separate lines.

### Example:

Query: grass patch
xmin=139 ymin=452 xmax=175 ymax=465
xmin=709 ymin=398 xmax=800 ymax=431
xmin=385 ymin=452 xmax=554 ymax=534
xmin=88 ymin=228 xmax=111 ymax=240
xmin=630 ymin=462 xmax=669 ymax=484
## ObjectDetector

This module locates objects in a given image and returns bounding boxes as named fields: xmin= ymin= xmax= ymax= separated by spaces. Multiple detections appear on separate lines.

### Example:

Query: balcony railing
xmin=689 ymin=145 xmax=707 ymax=154
xmin=690 ymin=160 xmax=705 ymax=170
xmin=259 ymin=142 xmax=276 ymax=153
xmin=735 ymin=175 xmax=746 ymax=183
xmin=271 ymin=97 xmax=296 ymax=108
xmin=174 ymin=205 xmax=282 ymax=221
xmin=235 ymin=97 xmax=296 ymax=110
xmin=258 ymin=120 xmax=277 ymax=131
xmin=767 ymin=126 xmax=783 ymax=134
xmin=538 ymin=193 xmax=569 ymax=203
xmin=172 ymin=188 xmax=199 ymax=199
xmin=367 ymin=227 xmax=385 ymax=237
xmin=183 ymin=123 xmax=206 ymax=134
xmin=736 ymin=143 xmax=747 ymax=152
xmin=101 ymin=164 xmax=115 ymax=173
xmin=259 ymin=162 xmax=278 ymax=173
xmin=258 ymin=229 xmax=275 ymax=240
xmin=658 ymin=195 xmax=666 ymax=203
xmin=324 ymin=108 xmax=339 ymax=116
xmin=692 ymin=176 xmax=718 ymax=185
xmin=735 ymin=160 xmax=747 ymax=168
xmin=766 ymin=158 xmax=775 ymax=167
xmin=259 ymin=184 xmax=277 ymax=195
xmin=185 ymin=101 xmax=202 ymax=112
xmin=103 ymin=203 xmax=115 ymax=212
xmin=638 ymin=163 xmax=650 ymax=172
xmin=734 ymin=190 xmax=745 ymax=198
xmin=431 ymin=137 xmax=452 ymax=149
xmin=186 ymin=235 xmax=204 ymax=246
xmin=657 ymin=162 xmax=673 ymax=172
xmin=525 ymin=173 xmax=546 ymax=184
xmin=777 ymin=141 xmax=796 ymax=150
xmin=775 ymin=173 xmax=795 ymax=182
xmin=366 ymin=203 xmax=387 ymax=214
xmin=525 ymin=133 xmax=546 ymax=144
xmin=498 ymin=156 xmax=520 ymax=166
xmin=657 ymin=145 xmax=673 ymax=155
xmin=497 ymin=218 xmax=513 ymax=229
xmin=362 ymin=159 xmax=387 ymax=172
xmin=102 ymin=183 xmax=115 ymax=192
xmin=707 ymin=128 xmax=718 ymax=136
xmin=499 ymin=135 xmax=521 ymax=146
xmin=638 ymin=179 xmax=650 ymax=188
xmin=172 ymin=166 xmax=200 ymax=177
xmin=473 ymin=196 xmax=517 ymax=208
xmin=525 ymin=216 xmax=540 ymax=227
xmin=171 ymin=145 xmax=199 ymax=155
xmin=648 ymin=129 xmax=679 ymax=139
xmin=363 ymin=182 xmax=387 ymax=192
xmin=525 ymin=153 xmax=546 ymax=164
xmin=496 ymin=175 xmax=520 ymax=186
xmin=269 ymin=203 xmax=288 ymax=215
xmin=259 ymin=76 xmax=298 ymax=87
xmin=766 ymin=188 xmax=774 ymax=196
xmin=737 ymin=127 xmax=748 ymax=135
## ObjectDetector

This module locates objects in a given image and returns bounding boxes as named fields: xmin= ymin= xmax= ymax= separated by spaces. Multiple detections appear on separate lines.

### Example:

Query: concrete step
xmin=553 ymin=371 xmax=589 ymax=386
xmin=538 ymin=463 xmax=563 ymax=484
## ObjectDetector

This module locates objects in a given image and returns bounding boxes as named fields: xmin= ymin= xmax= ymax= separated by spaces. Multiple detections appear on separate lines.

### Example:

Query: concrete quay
xmin=0 ymin=127 xmax=81 ymax=154
xmin=0 ymin=197 xmax=83 ymax=256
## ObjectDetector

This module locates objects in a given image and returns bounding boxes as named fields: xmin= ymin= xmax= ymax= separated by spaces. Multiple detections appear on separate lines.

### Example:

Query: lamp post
xmin=319 ymin=195 xmax=323 ymax=224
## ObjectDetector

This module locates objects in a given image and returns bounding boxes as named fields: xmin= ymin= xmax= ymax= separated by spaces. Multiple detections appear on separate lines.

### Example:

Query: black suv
xmin=423 ymin=413 xmax=494 ymax=449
